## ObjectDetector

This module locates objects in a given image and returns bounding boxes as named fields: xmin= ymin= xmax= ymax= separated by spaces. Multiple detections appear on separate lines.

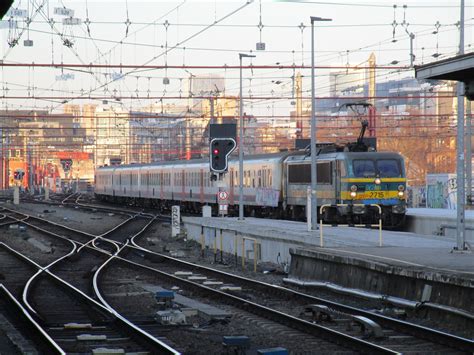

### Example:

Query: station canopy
xmin=415 ymin=52 xmax=474 ymax=100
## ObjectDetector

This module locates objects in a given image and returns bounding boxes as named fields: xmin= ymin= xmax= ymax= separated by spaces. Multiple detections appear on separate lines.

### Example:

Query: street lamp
xmin=239 ymin=53 xmax=256 ymax=220
xmin=310 ymin=16 xmax=331 ymax=231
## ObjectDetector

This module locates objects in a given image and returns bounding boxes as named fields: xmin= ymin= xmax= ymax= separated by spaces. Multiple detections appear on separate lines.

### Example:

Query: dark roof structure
xmin=415 ymin=52 xmax=474 ymax=100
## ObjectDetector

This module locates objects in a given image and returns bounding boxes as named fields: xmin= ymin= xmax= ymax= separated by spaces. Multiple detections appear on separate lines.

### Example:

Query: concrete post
xmin=13 ymin=186 xmax=19 ymax=205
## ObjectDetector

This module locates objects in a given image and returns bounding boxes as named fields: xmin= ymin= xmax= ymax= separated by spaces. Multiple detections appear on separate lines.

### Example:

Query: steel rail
xmin=5 ymin=202 xmax=474 ymax=352
xmin=90 ymin=211 xmax=398 ymax=354
xmin=112 ymin=253 xmax=398 ymax=354
xmin=2 ymin=208 xmax=178 ymax=353
xmin=0 ymin=241 xmax=77 ymax=317
xmin=0 ymin=284 xmax=65 ymax=355
xmin=127 ymin=239 xmax=474 ymax=353
xmin=0 ymin=242 xmax=180 ymax=354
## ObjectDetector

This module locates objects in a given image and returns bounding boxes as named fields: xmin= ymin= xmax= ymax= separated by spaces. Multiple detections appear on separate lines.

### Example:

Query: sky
xmin=0 ymin=0 xmax=472 ymax=115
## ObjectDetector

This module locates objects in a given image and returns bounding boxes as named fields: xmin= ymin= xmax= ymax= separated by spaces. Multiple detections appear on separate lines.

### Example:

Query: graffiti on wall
xmin=426 ymin=174 xmax=457 ymax=209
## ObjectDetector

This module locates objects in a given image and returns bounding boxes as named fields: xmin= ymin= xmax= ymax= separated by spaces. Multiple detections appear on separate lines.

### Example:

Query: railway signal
xmin=210 ymin=138 xmax=236 ymax=173
xmin=13 ymin=170 xmax=25 ymax=180
xmin=60 ymin=158 xmax=73 ymax=172
xmin=209 ymin=123 xmax=237 ymax=177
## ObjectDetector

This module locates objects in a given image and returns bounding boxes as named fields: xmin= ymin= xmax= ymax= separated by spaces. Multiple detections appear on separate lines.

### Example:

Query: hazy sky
xmin=0 ymin=0 xmax=472 ymax=114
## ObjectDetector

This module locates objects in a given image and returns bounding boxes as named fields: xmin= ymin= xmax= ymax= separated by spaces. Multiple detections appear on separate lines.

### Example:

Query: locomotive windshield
xmin=377 ymin=159 xmax=401 ymax=177
xmin=352 ymin=159 xmax=401 ymax=178
xmin=353 ymin=160 xmax=376 ymax=177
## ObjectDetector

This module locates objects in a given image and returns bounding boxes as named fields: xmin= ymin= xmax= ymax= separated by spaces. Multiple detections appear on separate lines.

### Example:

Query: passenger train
xmin=95 ymin=148 xmax=407 ymax=227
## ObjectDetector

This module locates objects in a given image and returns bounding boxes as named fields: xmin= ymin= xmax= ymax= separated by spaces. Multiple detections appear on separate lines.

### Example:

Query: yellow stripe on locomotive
xmin=341 ymin=178 xmax=407 ymax=202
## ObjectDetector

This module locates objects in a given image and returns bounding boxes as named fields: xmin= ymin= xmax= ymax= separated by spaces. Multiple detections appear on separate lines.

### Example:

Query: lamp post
xmin=239 ymin=53 xmax=256 ymax=220
xmin=310 ymin=16 xmax=331 ymax=231
xmin=456 ymin=0 xmax=466 ymax=250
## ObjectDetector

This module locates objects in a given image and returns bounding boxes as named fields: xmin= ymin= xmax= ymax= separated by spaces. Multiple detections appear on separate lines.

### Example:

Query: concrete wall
xmin=183 ymin=217 xmax=317 ymax=268
xmin=290 ymin=248 xmax=474 ymax=314
xmin=406 ymin=208 xmax=474 ymax=241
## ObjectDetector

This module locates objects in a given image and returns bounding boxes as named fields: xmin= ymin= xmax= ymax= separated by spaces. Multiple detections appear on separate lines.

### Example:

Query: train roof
xmin=285 ymin=151 xmax=404 ymax=163
xmin=97 ymin=151 xmax=299 ymax=171
xmin=97 ymin=150 xmax=404 ymax=171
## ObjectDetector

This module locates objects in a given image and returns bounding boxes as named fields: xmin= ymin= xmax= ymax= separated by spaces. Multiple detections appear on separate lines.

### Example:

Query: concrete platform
xmin=182 ymin=216 xmax=474 ymax=315
xmin=407 ymin=207 xmax=474 ymax=240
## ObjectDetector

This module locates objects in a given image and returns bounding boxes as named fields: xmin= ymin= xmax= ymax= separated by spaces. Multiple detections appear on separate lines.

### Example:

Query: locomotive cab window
xmin=377 ymin=159 xmax=401 ymax=177
xmin=353 ymin=160 xmax=376 ymax=177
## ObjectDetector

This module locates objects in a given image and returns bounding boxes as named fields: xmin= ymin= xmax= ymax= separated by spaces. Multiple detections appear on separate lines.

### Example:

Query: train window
xmin=288 ymin=163 xmax=332 ymax=184
xmin=288 ymin=164 xmax=311 ymax=184
xmin=318 ymin=162 xmax=332 ymax=184
xmin=377 ymin=159 xmax=401 ymax=177
xmin=353 ymin=160 xmax=376 ymax=177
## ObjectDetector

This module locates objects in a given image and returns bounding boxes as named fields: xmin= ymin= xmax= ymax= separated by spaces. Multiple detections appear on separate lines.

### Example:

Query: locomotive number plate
xmin=364 ymin=191 xmax=389 ymax=199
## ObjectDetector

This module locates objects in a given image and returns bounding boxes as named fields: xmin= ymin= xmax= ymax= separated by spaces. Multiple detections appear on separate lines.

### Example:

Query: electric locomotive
xmin=283 ymin=150 xmax=406 ymax=227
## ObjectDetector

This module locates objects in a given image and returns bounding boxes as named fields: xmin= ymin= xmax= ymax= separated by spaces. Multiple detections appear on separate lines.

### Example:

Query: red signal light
xmin=213 ymin=149 xmax=219 ymax=155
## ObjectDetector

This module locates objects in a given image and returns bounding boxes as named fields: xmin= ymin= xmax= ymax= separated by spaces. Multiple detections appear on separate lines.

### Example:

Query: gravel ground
xmin=0 ymin=224 xmax=72 ymax=266
xmin=2 ymin=201 xmax=128 ymax=235
xmin=136 ymin=220 xmax=474 ymax=340
xmin=101 ymin=263 xmax=354 ymax=354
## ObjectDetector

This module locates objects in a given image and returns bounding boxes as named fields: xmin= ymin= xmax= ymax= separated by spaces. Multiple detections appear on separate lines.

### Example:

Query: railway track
xmin=4 ymin=199 xmax=473 ymax=353
xmin=97 ymin=255 xmax=364 ymax=354
xmin=0 ymin=284 xmax=63 ymax=354
xmin=5 ymin=243 xmax=176 ymax=354
xmin=2 ymin=204 xmax=370 ymax=353
xmin=0 ymin=206 xmax=179 ymax=354
xmin=114 ymin=241 xmax=472 ymax=354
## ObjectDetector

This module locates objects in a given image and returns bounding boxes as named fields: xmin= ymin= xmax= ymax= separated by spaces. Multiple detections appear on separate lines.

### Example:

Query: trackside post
xmin=319 ymin=204 xmax=383 ymax=247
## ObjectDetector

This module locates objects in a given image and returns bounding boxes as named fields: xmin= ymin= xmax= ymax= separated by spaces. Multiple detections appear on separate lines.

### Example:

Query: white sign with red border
xmin=218 ymin=191 xmax=228 ymax=201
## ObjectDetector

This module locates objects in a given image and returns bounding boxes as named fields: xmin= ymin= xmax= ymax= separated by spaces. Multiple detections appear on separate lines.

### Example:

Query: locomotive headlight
xmin=374 ymin=177 xmax=381 ymax=185
xmin=398 ymin=191 xmax=405 ymax=198
xmin=350 ymin=185 xmax=358 ymax=192
xmin=398 ymin=185 xmax=405 ymax=191
xmin=350 ymin=191 xmax=357 ymax=198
